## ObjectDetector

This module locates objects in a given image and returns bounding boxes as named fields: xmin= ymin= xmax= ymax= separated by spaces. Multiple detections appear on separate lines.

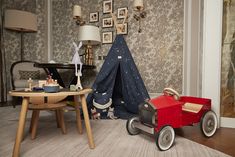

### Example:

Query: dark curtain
xmin=0 ymin=0 xmax=7 ymax=103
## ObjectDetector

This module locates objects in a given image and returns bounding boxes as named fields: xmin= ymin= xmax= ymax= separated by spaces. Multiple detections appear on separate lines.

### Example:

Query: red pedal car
xmin=126 ymin=88 xmax=218 ymax=151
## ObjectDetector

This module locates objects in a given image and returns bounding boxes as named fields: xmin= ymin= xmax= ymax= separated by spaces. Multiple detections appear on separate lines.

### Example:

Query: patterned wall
xmin=2 ymin=0 xmax=47 ymax=92
xmin=52 ymin=0 xmax=184 ymax=93
xmin=221 ymin=0 xmax=235 ymax=117
xmin=2 ymin=0 xmax=183 ymax=94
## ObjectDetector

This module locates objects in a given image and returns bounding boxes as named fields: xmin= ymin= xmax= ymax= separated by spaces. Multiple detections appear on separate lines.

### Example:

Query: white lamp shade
xmin=134 ymin=0 xmax=144 ymax=11
xmin=78 ymin=25 xmax=101 ymax=45
xmin=73 ymin=5 xmax=82 ymax=17
xmin=4 ymin=9 xmax=37 ymax=32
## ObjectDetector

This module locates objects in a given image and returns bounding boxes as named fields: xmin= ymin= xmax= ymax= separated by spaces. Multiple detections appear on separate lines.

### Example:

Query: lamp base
xmin=84 ymin=45 xmax=93 ymax=65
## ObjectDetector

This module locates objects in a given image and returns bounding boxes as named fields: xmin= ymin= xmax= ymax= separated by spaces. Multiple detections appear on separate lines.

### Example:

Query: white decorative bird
xmin=72 ymin=41 xmax=83 ymax=90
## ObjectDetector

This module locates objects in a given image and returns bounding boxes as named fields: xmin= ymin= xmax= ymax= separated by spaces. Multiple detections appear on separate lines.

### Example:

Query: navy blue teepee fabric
xmin=87 ymin=35 xmax=149 ymax=119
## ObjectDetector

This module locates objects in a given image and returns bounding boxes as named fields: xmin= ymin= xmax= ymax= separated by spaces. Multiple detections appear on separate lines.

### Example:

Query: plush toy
xmin=91 ymin=108 xmax=100 ymax=120
xmin=107 ymin=107 xmax=117 ymax=120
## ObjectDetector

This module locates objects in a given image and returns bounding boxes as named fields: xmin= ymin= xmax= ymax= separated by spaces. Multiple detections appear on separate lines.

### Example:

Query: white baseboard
xmin=220 ymin=117 xmax=235 ymax=128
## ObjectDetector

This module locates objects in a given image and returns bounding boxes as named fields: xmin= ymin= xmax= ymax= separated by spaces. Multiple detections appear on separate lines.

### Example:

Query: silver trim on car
xmin=132 ymin=121 xmax=155 ymax=134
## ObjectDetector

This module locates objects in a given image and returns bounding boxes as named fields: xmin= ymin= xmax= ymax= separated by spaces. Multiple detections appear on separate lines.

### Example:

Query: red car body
xmin=150 ymin=95 xmax=211 ymax=132
xmin=126 ymin=88 xmax=217 ymax=151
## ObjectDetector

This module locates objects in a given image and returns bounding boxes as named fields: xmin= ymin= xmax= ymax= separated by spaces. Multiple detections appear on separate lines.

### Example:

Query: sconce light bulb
xmin=73 ymin=5 xmax=82 ymax=17
xmin=73 ymin=16 xmax=80 ymax=19
xmin=133 ymin=0 xmax=144 ymax=11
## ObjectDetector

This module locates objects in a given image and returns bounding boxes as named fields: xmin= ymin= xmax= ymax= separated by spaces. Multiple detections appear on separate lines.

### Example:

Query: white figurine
xmin=72 ymin=42 xmax=83 ymax=90
xmin=25 ymin=78 xmax=33 ymax=91
xmin=28 ymin=78 xmax=33 ymax=90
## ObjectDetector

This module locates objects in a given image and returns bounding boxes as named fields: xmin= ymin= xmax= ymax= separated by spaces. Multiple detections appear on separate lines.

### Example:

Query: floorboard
xmin=0 ymin=106 xmax=231 ymax=157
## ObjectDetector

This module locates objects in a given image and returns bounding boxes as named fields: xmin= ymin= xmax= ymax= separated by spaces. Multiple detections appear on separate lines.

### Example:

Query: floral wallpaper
xmin=2 ymin=0 xmax=183 ymax=94
xmin=2 ymin=0 xmax=47 ymax=93
xmin=221 ymin=0 xmax=235 ymax=117
xmin=52 ymin=0 xmax=184 ymax=93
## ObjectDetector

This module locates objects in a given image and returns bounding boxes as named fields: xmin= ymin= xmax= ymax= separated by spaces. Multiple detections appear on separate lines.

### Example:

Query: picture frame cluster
xmin=89 ymin=0 xmax=128 ymax=44
xmin=101 ymin=0 xmax=113 ymax=44
xmin=103 ymin=0 xmax=113 ymax=14
xmin=117 ymin=7 xmax=128 ymax=19
xmin=89 ymin=12 xmax=99 ymax=23
xmin=102 ymin=31 xmax=113 ymax=44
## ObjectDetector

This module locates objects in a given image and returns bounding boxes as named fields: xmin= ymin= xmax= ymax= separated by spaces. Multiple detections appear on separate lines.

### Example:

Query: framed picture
xmin=117 ymin=7 xmax=128 ymax=19
xmin=103 ymin=0 xmax=113 ymax=14
xmin=102 ymin=32 xmax=113 ymax=44
xmin=89 ymin=12 xmax=99 ymax=22
xmin=102 ymin=17 xmax=113 ymax=28
xmin=117 ymin=23 xmax=128 ymax=35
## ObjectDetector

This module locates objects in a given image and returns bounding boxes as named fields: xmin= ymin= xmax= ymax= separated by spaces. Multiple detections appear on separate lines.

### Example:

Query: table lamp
xmin=4 ymin=9 xmax=37 ymax=61
xmin=78 ymin=25 xmax=101 ymax=65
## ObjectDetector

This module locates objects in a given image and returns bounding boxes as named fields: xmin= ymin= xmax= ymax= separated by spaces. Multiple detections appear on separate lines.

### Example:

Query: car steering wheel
xmin=163 ymin=88 xmax=180 ymax=100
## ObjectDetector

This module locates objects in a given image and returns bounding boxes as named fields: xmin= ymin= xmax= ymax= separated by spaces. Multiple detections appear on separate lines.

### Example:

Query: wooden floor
xmin=0 ymin=107 xmax=230 ymax=157
xmin=1 ymin=102 xmax=235 ymax=156
xmin=176 ymin=124 xmax=235 ymax=157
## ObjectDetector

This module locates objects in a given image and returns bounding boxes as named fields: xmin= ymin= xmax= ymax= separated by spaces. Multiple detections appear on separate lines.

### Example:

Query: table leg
xmin=21 ymin=107 xmax=29 ymax=142
xmin=59 ymin=109 xmax=67 ymax=134
xmin=29 ymin=111 xmax=36 ymax=133
xmin=13 ymin=97 xmax=29 ymax=157
xmin=80 ymin=95 xmax=95 ymax=149
xmin=74 ymin=96 xmax=82 ymax=134
xmin=55 ymin=110 xmax=61 ymax=128
xmin=31 ymin=110 xmax=40 ymax=140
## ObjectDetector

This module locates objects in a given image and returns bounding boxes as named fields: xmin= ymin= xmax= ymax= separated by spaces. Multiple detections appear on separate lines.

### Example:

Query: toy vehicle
xmin=126 ymin=88 xmax=218 ymax=151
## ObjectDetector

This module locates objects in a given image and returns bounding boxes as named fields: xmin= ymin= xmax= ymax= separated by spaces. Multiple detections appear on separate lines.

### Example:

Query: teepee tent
xmin=87 ymin=35 xmax=149 ymax=119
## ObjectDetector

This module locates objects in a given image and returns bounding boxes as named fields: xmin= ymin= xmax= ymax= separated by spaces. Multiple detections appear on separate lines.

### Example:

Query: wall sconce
xmin=73 ymin=5 xmax=85 ymax=25
xmin=133 ymin=0 xmax=147 ymax=33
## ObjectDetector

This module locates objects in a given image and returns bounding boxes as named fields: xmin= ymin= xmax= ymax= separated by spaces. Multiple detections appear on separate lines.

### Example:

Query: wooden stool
xmin=28 ymin=96 xmax=67 ymax=140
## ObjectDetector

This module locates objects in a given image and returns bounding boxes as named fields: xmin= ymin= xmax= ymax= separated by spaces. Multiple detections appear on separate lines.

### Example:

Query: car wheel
xmin=156 ymin=125 xmax=175 ymax=151
xmin=200 ymin=110 xmax=218 ymax=137
xmin=126 ymin=117 xmax=140 ymax=135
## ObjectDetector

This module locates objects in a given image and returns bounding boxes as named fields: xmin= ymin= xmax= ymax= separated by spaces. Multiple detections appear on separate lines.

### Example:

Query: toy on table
xmin=44 ymin=74 xmax=60 ymax=93
xmin=38 ymin=80 xmax=47 ymax=88
xmin=126 ymin=87 xmax=218 ymax=151
xmin=28 ymin=78 xmax=33 ymax=89
xmin=72 ymin=42 xmax=83 ymax=90
xmin=24 ymin=78 xmax=34 ymax=91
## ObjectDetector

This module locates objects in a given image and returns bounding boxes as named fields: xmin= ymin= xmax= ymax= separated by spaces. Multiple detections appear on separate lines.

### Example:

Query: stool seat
xmin=29 ymin=101 xmax=67 ymax=140
xmin=28 ymin=102 xmax=66 ymax=110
